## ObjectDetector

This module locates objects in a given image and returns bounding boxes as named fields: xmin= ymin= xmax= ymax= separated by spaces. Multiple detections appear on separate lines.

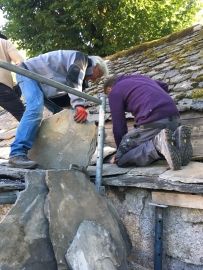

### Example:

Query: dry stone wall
xmin=106 ymin=187 xmax=203 ymax=270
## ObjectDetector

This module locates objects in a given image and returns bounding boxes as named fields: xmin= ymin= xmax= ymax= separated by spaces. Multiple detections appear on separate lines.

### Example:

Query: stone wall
xmin=106 ymin=186 xmax=203 ymax=270
xmin=1 ymin=184 xmax=203 ymax=270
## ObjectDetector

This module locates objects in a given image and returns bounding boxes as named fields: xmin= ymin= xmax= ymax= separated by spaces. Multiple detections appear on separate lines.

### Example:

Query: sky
xmin=0 ymin=10 xmax=7 ymax=29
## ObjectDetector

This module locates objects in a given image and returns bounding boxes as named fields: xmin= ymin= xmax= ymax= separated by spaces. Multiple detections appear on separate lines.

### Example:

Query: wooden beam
xmin=152 ymin=191 xmax=203 ymax=209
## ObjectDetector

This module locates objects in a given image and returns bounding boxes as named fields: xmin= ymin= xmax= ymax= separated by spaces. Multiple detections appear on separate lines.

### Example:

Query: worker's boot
xmin=153 ymin=129 xmax=181 ymax=170
xmin=174 ymin=125 xmax=193 ymax=166
xmin=9 ymin=155 xmax=38 ymax=169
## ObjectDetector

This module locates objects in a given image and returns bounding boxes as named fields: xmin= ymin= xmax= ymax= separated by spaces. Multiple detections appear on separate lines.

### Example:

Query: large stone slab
xmin=0 ymin=171 xmax=57 ymax=270
xmin=29 ymin=109 xmax=97 ymax=169
xmin=45 ymin=169 xmax=131 ymax=270
xmin=66 ymin=220 xmax=120 ymax=270
xmin=159 ymin=162 xmax=203 ymax=183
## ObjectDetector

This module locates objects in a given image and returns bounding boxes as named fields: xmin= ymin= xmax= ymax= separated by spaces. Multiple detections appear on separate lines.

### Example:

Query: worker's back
xmin=0 ymin=37 xmax=23 ymax=88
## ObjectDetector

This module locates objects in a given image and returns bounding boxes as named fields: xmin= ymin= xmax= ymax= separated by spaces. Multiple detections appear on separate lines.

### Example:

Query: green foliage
xmin=0 ymin=0 xmax=201 ymax=56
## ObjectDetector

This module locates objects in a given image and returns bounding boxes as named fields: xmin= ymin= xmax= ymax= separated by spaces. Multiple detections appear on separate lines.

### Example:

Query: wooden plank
xmin=152 ymin=191 xmax=203 ymax=209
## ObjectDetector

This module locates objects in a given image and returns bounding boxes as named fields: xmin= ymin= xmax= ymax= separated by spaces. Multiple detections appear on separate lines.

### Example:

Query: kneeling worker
xmin=104 ymin=74 xmax=192 ymax=170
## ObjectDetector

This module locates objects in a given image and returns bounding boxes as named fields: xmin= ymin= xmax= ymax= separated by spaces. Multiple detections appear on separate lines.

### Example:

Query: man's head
xmin=0 ymin=33 xmax=8 ymax=40
xmin=103 ymin=76 xmax=118 ymax=95
xmin=88 ymin=56 xmax=109 ymax=82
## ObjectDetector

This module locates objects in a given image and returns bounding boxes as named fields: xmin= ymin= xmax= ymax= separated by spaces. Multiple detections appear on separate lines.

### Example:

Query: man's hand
xmin=110 ymin=155 xmax=116 ymax=164
xmin=74 ymin=106 xmax=88 ymax=123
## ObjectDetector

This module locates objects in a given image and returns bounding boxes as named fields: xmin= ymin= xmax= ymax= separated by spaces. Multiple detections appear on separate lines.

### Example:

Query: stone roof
xmin=85 ymin=24 xmax=203 ymax=115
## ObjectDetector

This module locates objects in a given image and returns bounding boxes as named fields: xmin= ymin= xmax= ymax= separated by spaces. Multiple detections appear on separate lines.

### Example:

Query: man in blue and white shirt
xmin=9 ymin=50 xmax=109 ymax=169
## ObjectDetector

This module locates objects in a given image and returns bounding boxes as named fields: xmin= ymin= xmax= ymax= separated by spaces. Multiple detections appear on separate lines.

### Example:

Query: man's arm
xmin=66 ymin=52 xmax=88 ymax=108
xmin=109 ymin=90 xmax=127 ymax=148
xmin=7 ymin=40 xmax=24 ymax=64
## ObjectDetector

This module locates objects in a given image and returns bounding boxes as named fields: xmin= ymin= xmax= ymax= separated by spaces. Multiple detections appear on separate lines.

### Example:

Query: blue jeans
xmin=10 ymin=74 xmax=44 ymax=157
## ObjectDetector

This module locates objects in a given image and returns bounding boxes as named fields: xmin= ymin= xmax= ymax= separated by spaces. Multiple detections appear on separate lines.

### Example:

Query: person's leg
xmin=116 ymin=117 xmax=181 ymax=169
xmin=117 ymin=140 xmax=161 ymax=167
xmin=44 ymin=94 xmax=70 ymax=114
xmin=116 ymin=117 xmax=181 ymax=159
xmin=116 ymin=126 xmax=163 ymax=160
xmin=10 ymin=74 xmax=44 ymax=158
xmin=0 ymin=83 xmax=25 ymax=121
xmin=49 ymin=94 xmax=70 ymax=108
xmin=117 ymin=129 xmax=182 ymax=170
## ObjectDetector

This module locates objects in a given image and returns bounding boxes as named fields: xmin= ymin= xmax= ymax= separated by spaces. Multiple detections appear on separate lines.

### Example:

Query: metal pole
xmin=95 ymin=95 xmax=106 ymax=193
xmin=149 ymin=203 xmax=167 ymax=270
xmin=154 ymin=206 xmax=164 ymax=270
xmin=0 ymin=61 xmax=101 ymax=105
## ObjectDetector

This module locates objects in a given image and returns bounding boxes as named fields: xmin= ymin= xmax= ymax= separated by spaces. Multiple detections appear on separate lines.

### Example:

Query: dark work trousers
xmin=0 ymin=83 xmax=25 ymax=121
xmin=116 ymin=116 xmax=181 ymax=167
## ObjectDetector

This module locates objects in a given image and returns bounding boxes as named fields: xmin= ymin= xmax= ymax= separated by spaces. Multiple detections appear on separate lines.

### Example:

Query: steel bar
xmin=95 ymin=96 xmax=106 ymax=193
xmin=154 ymin=206 xmax=163 ymax=270
xmin=0 ymin=61 xmax=101 ymax=105
xmin=149 ymin=203 xmax=168 ymax=270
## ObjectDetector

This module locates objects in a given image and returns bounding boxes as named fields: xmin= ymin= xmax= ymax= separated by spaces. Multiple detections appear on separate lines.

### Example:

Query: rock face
xmin=45 ymin=170 xmax=131 ymax=270
xmin=66 ymin=220 xmax=120 ymax=270
xmin=29 ymin=109 xmax=97 ymax=169
xmin=0 ymin=168 xmax=130 ymax=270
xmin=0 ymin=170 xmax=57 ymax=270
xmin=107 ymin=187 xmax=203 ymax=270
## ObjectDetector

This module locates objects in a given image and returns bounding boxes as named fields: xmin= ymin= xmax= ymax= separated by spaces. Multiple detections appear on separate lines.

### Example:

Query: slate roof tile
xmin=84 ymin=24 xmax=203 ymax=116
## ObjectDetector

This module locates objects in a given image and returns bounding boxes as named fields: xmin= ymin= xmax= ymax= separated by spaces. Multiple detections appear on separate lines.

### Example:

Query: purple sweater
xmin=108 ymin=74 xmax=179 ymax=147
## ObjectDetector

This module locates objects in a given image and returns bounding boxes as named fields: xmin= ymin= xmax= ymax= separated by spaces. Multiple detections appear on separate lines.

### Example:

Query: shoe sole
xmin=162 ymin=129 xmax=181 ymax=170
xmin=8 ymin=162 xmax=38 ymax=169
xmin=177 ymin=126 xmax=193 ymax=166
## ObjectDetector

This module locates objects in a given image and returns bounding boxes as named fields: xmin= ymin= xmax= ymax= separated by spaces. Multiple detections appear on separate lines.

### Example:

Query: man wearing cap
xmin=9 ymin=50 xmax=109 ymax=169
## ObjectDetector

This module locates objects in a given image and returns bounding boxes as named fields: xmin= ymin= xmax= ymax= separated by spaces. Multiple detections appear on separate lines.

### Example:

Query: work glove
xmin=74 ymin=106 xmax=88 ymax=123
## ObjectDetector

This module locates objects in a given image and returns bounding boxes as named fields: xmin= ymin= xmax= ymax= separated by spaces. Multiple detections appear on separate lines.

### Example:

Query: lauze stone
xmin=29 ymin=109 xmax=97 ymax=169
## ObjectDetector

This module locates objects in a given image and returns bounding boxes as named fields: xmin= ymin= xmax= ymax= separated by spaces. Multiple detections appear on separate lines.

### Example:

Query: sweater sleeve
xmin=109 ymin=89 xmax=127 ymax=148
xmin=66 ymin=52 xmax=88 ymax=108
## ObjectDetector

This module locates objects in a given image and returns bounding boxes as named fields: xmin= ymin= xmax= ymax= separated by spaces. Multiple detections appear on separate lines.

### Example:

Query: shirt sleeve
xmin=7 ymin=40 xmax=24 ymax=64
xmin=109 ymin=89 xmax=128 ymax=148
xmin=66 ymin=52 xmax=88 ymax=108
